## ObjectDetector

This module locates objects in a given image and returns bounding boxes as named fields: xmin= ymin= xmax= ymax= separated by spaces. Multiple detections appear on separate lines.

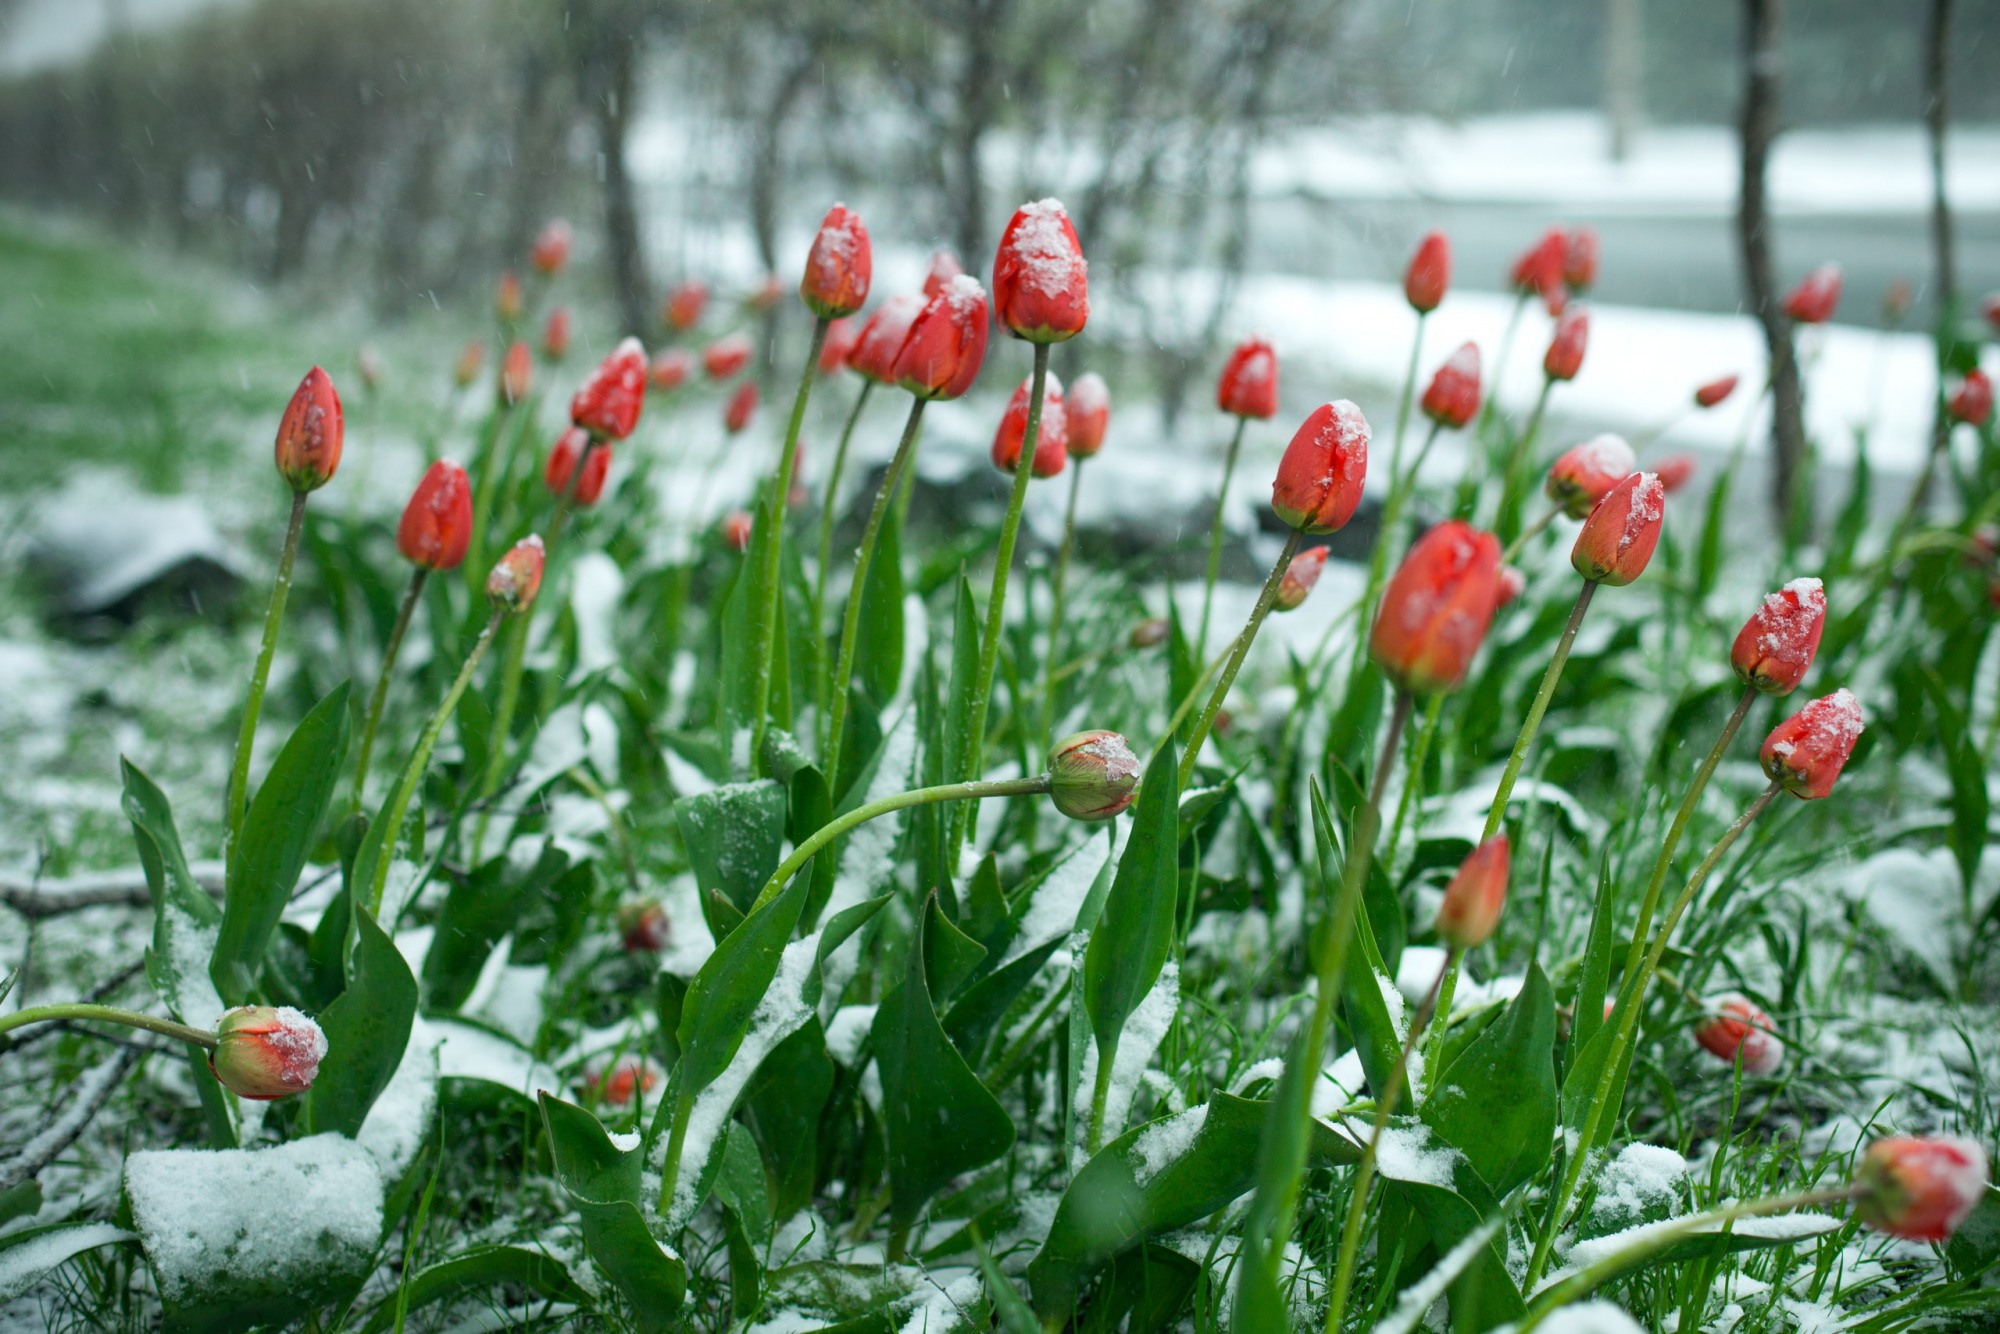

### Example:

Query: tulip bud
xmin=1047 ymin=729 xmax=1140 ymax=821
xmin=499 ymin=340 xmax=532 ymax=407
xmin=1692 ymin=993 xmax=1784 ymax=1075
xmin=1544 ymin=306 xmax=1590 ymax=382
xmin=923 ymin=249 xmax=965 ymax=297
xmin=1271 ymin=400 xmax=1370 ymax=534
xmin=1510 ymin=228 xmax=1568 ymax=306
xmin=1066 ymin=371 xmax=1111 ymax=457
xmin=570 ymin=337 xmax=648 ymax=441
xmin=1421 ymin=342 xmax=1482 ymax=430
xmin=1563 ymin=227 xmax=1600 ymax=291
xmin=1274 ymin=546 xmax=1329 ymax=612
xmin=703 ymin=333 xmax=753 ymax=381
xmin=649 ymin=348 xmax=692 ymax=393
xmin=530 ymin=219 xmax=572 ymax=276
xmin=746 ymin=274 xmax=785 ymax=313
xmin=1435 ymin=834 xmax=1509 ymax=950
xmin=1984 ymin=293 xmax=2000 ymax=334
xmin=274 ymin=366 xmax=344 ymax=493
xmin=397 ymin=459 xmax=474 ymax=572
xmin=619 ymin=901 xmax=671 ymax=954
xmin=1370 ymin=520 xmax=1503 ymax=695
xmin=664 ymin=280 xmax=708 ymax=333
xmin=725 ymin=380 xmax=760 ymax=435
xmin=722 ymin=510 xmax=753 ymax=552
xmin=1949 ymin=368 xmax=1993 ymax=428
xmin=1783 ymin=263 xmax=1843 ymax=325
xmin=801 ymin=202 xmax=873 ymax=319
xmin=1855 ymin=1136 xmax=1991 ymax=1243
xmin=1882 ymin=278 xmax=1912 ymax=324
xmin=1130 ymin=617 xmax=1169 ymax=649
xmin=1572 ymin=471 xmax=1663 ymax=586
xmin=992 ymin=372 xmax=1068 ymax=478
xmin=453 ymin=340 xmax=485 ymax=388
xmin=1694 ymin=374 xmax=1738 ymax=409
xmin=1494 ymin=564 xmax=1526 ymax=610
xmin=487 ymin=536 xmax=545 ymax=614
xmin=1404 ymin=231 xmax=1451 ymax=313
xmin=992 ymin=197 xmax=1089 ymax=343
xmin=892 ymin=276 xmax=991 ymax=401
xmin=588 ymin=1056 xmax=663 ymax=1107
xmin=542 ymin=306 xmax=572 ymax=362
xmin=209 ymin=1005 xmax=326 ymax=1100
xmin=1761 ymin=687 xmax=1863 ymax=799
xmin=495 ymin=270 xmax=523 ymax=324
xmin=820 ymin=317 xmax=860 ymax=375
xmin=545 ymin=429 xmax=597 ymax=502
xmin=1217 ymin=336 xmax=1279 ymax=420
xmin=849 ymin=294 xmax=925 ymax=385
xmin=357 ymin=344 xmax=382 ymax=392
xmin=1653 ymin=454 xmax=1698 ymax=493
xmin=1545 ymin=434 xmax=1636 ymax=519
xmin=1731 ymin=578 xmax=1825 ymax=696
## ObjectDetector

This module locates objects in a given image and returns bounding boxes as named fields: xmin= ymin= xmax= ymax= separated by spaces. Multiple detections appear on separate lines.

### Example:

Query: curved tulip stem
xmin=1481 ymin=579 xmax=1598 ymax=843
xmin=1154 ymin=635 xmax=1239 ymax=761
xmin=1500 ymin=504 xmax=1562 ymax=566
xmin=1180 ymin=527 xmax=1304 ymax=790
xmin=812 ymin=379 xmax=877 ymax=715
xmin=1040 ymin=458 xmax=1088 ymax=747
xmin=1198 ymin=416 xmax=1250 ymax=657
xmin=0 ymin=1003 xmax=217 ymax=1050
xmin=226 ymin=490 xmax=310 ymax=856
xmin=353 ymin=567 xmax=429 ymax=808
xmin=824 ymin=396 xmax=927 ymax=793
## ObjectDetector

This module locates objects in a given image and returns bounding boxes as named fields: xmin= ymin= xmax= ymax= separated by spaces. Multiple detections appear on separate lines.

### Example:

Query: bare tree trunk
xmin=574 ymin=5 xmax=652 ymax=339
xmin=947 ymin=0 xmax=1008 ymax=266
xmin=1738 ymin=0 xmax=1808 ymax=538
xmin=1925 ymin=0 xmax=1955 ymax=312
xmin=1604 ymin=0 xmax=1644 ymax=160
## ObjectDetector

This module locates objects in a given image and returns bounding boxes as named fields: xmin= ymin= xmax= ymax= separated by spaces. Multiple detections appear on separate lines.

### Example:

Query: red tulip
xmin=1544 ymin=306 xmax=1590 ymax=382
xmin=209 ymin=1005 xmax=326 ymax=1100
xmin=1653 ymin=454 xmax=1698 ymax=493
xmin=819 ymin=317 xmax=859 ymax=375
xmin=664 ymin=280 xmax=708 ymax=333
xmin=619 ymin=902 xmax=671 ymax=954
xmin=703 ymin=334 xmax=753 ymax=381
xmin=545 ymin=428 xmax=611 ymax=506
xmin=1405 ymin=231 xmax=1451 ymax=313
xmin=1783 ymin=263 xmax=1843 ymax=325
xmin=1761 ymin=687 xmax=1863 ymax=799
xmin=1983 ymin=293 xmax=2000 ymax=334
xmin=1047 ymin=730 xmax=1140 ymax=821
xmin=1435 ymin=834 xmax=1509 ymax=949
xmin=1545 ymin=434 xmax=1636 ymax=519
xmin=1949 ymin=368 xmax=1993 ymax=427
xmin=530 ymin=219 xmax=572 ymax=276
xmin=1731 ymin=578 xmax=1825 ymax=696
xmin=1571 ymin=471 xmax=1663 ymax=586
xmin=924 ymin=249 xmax=965 ymax=297
xmin=542 ymin=306 xmax=572 ymax=362
xmin=746 ymin=273 xmax=786 ymax=312
xmin=1694 ymin=374 xmax=1738 ymax=409
xmin=992 ymin=198 xmax=1089 ymax=343
xmin=1065 ymin=371 xmax=1110 ymax=457
xmin=722 ymin=509 xmax=753 ymax=552
xmin=396 ymin=459 xmax=474 ymax=572
xmin=849 ymin=294 xmax=925 ymax=385
xmin=1510 ymin=228 xmax=1569 ymax=310
xmin=801 ymin=202 xmax=872 ymax=319
xmin=892 ymin=276 xmax=991 ymax=401
xmin=499 ymin=340 xmax=532 ymax=407
xmin=991 ymin=372 xmax=1068 ymax=479
xmin=1370 ymin=520 xmax=1502 ymax=694
xmin=487 ymin=535 xmax=545 ymax=614
xmin=1856 ymin=1137 xmax=1991 ymax=1243
xmin=1217 ymin=336 xmax=1279 ymax=420
xmin=570 ymin=337 xmax=648 ymax=441
xmin=495 ymin=270 xmax=523 ymax=323
xmin=1563 ymin=227 xmax=1600 ymax=291
xmin=274 ymin=366 xmax=343 ymax=493
xmin=1494 ymin=564 xmax=1526 ymax=610
xmin=1271 ymin=400 xmax=1370 ymax=534
xmin=589 ymin=1056 xmax=662 ymax=1107
xmin=1421 ymin=343 xmax=1482 ymax=430
xmin=1274 ymin=545 xmax=1329 ymax=612
xmin=453 ymin=340 xmax=485 ymax=388
xmin=649 ymin=348 xmax=693 ymax=392
xmin=1693 ymin=994 xmax=1784 ymax=1075
xmin=725 ymin=381 xmax=760 ymax=435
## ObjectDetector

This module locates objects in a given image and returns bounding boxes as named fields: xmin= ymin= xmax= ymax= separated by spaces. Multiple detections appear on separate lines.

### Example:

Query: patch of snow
xmin=0 ymin=1223 xmax=137 ymax=1302
xmin=357 ymin=1017 xmax=440 ymax=1179
xmin=1129 ymin=1103 xmax=1209 ymax=1189
xmin=432 ymin=1018 xmax=566 ymax=1100
xmin=1374 ymin=1122 xmax=1462 ymax=1190
xmin=1072 ymin=960 xmax=1180 ymax=1164
xmin=569 ymin=552 xmax=625 ymax=675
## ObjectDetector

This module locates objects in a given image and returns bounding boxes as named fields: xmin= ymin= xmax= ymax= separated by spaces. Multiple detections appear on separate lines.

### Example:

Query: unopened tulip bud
xmin=1494 ymin=564 xmax=1526 ymax=610
xmin=849 ymin=294 xmax=924 ymax=385
xmin=357 ymin=345 xmax=382 ymax=392
xmin=1047 ymin=729 xmax=1140 ymax=821
xmin=1435 ymin=834 xmax=1509 ymax=949
xmin=499 ymin=340 xmax=532 ymax=407
xmin=1692 ymin=993 xmax=1784 ymax=1075
xmin=453 ymin=340 xmax=485 ymax=388
xmin=725 ymin=381 xmax=760 ymax=435
xmin=487 ymin=536 xmax=545 ymax=613
xmin=619 ymin=902 xmax=671 ymax=954
xmin=1405 ymin=231 xmax=1451 ymax=313
xmin=800 ymin=203 xmax=872 ymax=319
xmin=649 ymin=348 xmax=692 ymax=393
xmin=924 ymin=249 xmax=964 ymax=297
xmin=1783 ymin=263 xmax=1843 ymax=325
xmin=1654 ymin=454 xmax=1698 ymax=493
xmin=588 ymin=1056 xmax=663 ymax=1107
xmin=274 ymin=367 xmax=343 ymax=493
xmin=542 ymin=306 xmax=572 ymax=362
xmin=531 ymin=219 xmax=572 ymax=276
xmin=664 ymin=280 xmax=708 ymax=333
xmin=893 ymin=276 xmax=990 ymax=401
xmin=397 ymin=459 xmax=473 ymax=572
xmin=1694 ymin=374 xmax=1739 ymax=409
xmin=820 ymin=317 xmax=859 ymax=374
xmin=1271 ymin=400 xmax=1370 ymax=534
xmin=1882 ymin=278 xmax=1912 ymax=324
xmin=1855 ymin=1136 xmax=1991 ymax=1242
xmin=209 ymin=1005 xmax=326 ymax=1100
xmin=495 ymin=270 xmax=523 ymax=323
xmin=571 ymin=337 xmax=648 ymax=441
xmin=1544 ymin=305 xmax=1590 ymax=382
xmin=1130 ymin=617 xmax=1169 ymax=649
xmin=1066 ymin=371 xmax=1110 ymax=457
xmin=1731 ymin=578 xmax=1825 ymax=695
xmin=1422 ymin=342 xmax=1482 ymax=430
xmin=1949 ymin=368 xmax=1993 ymax=427
xmin=1274 ymin=546 xmax=1329 ymax=612
xmin=1761 ymin=687 xmax=1863 ymax=799
xmin=1563 ymin=227 xmax=1600 ymax=291
xmin=703 ymin=334 xmax=753 ymax=381
xmin=1546 ymin=434 xmax=1636 ymax=519
xmin=992 ymin=198 xmax=1089 ymax=343
xmin=746 ymin=274 xmax=785 ymax=313
xmin=992 ymin=372 xmax=1067 ymax=478
xmin=1572 ymin=471 xmax=1663 ymax=586
xmin=1217 ymin=336 xmax=1279 ymax=420
xmin=722 ymin=509 xmax=753 ymax=552
xmin=1371 ymin=520 xmax=1503 ymax=695
xmin=540 ymin=427 xmax=592 ymax=501
xmin=1510 ymin=228 xmax=1568 ymax=304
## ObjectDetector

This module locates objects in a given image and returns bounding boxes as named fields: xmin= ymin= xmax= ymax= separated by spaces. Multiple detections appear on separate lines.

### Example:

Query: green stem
xmin=353 ymin=567 xmax=428 ymax=808
xmin=1040 ymin=458 xmax=1088 ymax=747
xmin=1154 ymin=635 xmax=1238 ymax=760
xmin=1500 ymin=504 xmax=1561 ymax=567
xmin=0 ymin=1002 xmax=217 ymax=1049
xmin=812 ymin=379 xmax=877 ymax=719
xmin=226 ymin=490 xmax=310 ymax=856
xmin=1085 ymin=1045 xmax=1116 ymax=1155
xmin=1198 ymin=416 xmax=1250 ymax=657
xmin=1481 ymin=579 xmax=1597 ymax=842
xmin=463 ymin=404 xmax=512 ymax=591
xmin=1384 ymin=694 xmax=1445 ymax=870
xmin=1181 ymin=528 xmax=1305 ymax=790
xmin=1495 ymin=377 xmax=1555 ymax=542
xmin=824 ymin=396 xmax=928 ymax=792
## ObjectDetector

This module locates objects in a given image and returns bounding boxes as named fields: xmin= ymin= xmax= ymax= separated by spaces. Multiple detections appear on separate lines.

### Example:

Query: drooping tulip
xmin=800 ymin=203 xmax=872 ymax=319
xmin=1273 ymin=546 xmax=1329 ymax=612
xmin=1783 ymin=263 xmax=1844 ymax=325
xmin=1571 ymin=471 xmax=1664 ymax=586
xmin=1545 ymin=434 xmax=1636 ymax=519
xmin=209 ymin=1005 xmax=327 ymax=1100
xmin=1435 ymin=834 xmax=1509 ymax=949
xmin=530 ymin=219 xmax=572 ymax=275
xmin=1731 ymin=578 xmax=1825 ymax=696
xmin=1271 ymin=400 xmax=1370 ymax=534
xmin=1421 ymin=342 xmax=1482 ymax=430
xmin=570 ymin=337 xmax=648 ymax=441
xmin=396 ymin=460 xmax=474 ymax=572
xmin=1693 ymin=994 xmax=1784 ymax=1075
xmin=991 ymin=372 xmax=1068 ymax=478
xmin=1760 ymin=688 xmax=1864 ymax=799
xmin=1217 ymin=337 xmax=1279 ymax=420
xmin=274 ymin=367 xmax=343 ymax=493
xmin=1047 ymin=730 xmax=1140 ymax=821
xmin=1065 ymin=371 xmax=1110 ymax=457
xmin=1404 ymin=231 xmax=1451 ymax=313
xmin=992 ymin=198 xmax=1089 ymax=343
xmin=1370 ymin=520 xmax=1503 ymax=695
xmin=892 ymin=276 xmax=991 ymax=401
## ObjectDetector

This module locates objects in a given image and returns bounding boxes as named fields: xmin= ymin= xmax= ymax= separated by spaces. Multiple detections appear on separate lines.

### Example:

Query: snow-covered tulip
xmin=801 ymin=203 xmax=872 ymax=319
xmin=1694 ymin=374 xmax=1739 ymax=409
xmin=819 ymin=317 xmax=859 ymax=374
xmin=664 ymin=280 xmax=708 ymax=333
xmin=1545 ymin=434 xmax=1636 ymax=519
xmin=495 ymin=270 xmax=523 ymax=323
xmin=1544 ymin=305 xmax=1590 ymax=382
xmin=1855 ymin=1136 xmax=1991 ymax=1243
xmin=992 ymin=372 xmax=1067 ymax=478
xmin=1783 ymin=263 xmax=1843 ymax=325
xmin=1949 ymin=368 xmax=1993 ymax=428
xmin=923 ymin=249 xmax=964 ymax=297
xmin=1066 ymin=371 xmax=1110 ymax=457
xmin=992 ymin=198 xmax=1088 ymax=343
xmin=1421 ymin=342 xmax=1482 ymax=429
xmin=1405 ymin=231 xmax=1450 ymax=313
xmin=892 ymin=275 xmax=990 ymax=401
xmin=1435 ymin=834 xmax=1509 ymax=950
xmin=619 ymin=902 xmax=671 ymax=954
xmin=530 ymin=219 xmax=572 ymax=275
xmin=453 ymin=340 xmax=485 ymax=388
xmin=649 ymin=348 xmax=692 ymax=392
xmin=1217 ymin=336 xmax=1279 ymax=420
xmin=209 ymin=1005 xmax=326 ymax=1100
xmin=722 ymin=510 xmax=753 ymax=552
xmin=570 ymin=337 xmax=647 ymax=441
xmin=725 ymin=381 xmax=759 ymax=435
xmin=1572 ymin=471 xmax=1663 ymax=586
xmin=1495 ymin=564 xmax=1526 ymax=609
xmin=1271 ymin=400 xmax=1370 ymax=534
xmin=396 ymin=459 xmax=473 ymax=572
xmin=1274 ymin=546 xmax=1329 ymax=612
xmin=274 ymin=366 xmax=343 ymax=493
xmin=499 ymin=340 xmax=532 ymax=406
xmin=849 ymin=294 xmax=924 ymax=385
xmin=703 ymin=333 xmax=753 ymax=381
xmin=1761 ymin=687 xmax=1864 ymax=799
xmin=1731 ymin=578 xmax=1825 ymax=696
xmin=1047 ymin=730 xmax=1140 ymax=821
xmin=1370 ymin=520 xmax=1503 ymax=695
xmin=1563 ymin=226 xmax=1600 ymax=291
xmin=487 ymin=536 xmax=545 ymax=614
xmin=1692 ymin=994 xmax=1784 ymax=1076
xmin=542 ymin=306 xmax=572 ymax=362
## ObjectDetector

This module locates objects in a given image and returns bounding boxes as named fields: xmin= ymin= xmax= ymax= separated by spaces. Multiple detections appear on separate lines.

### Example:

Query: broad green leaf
xmin=1094 ymin=1246 xmax=1201 ymax=1333
xmin=944 ymin=936 xmax=1064 ymax=1065
xmin=1421 ymin=961 xmax=1558 ymax=1197
xmin=675 ymin=872 xmax=810 ymax=1100
xmin=1567 ymin=848 xmax=1619 ymax=1079
xmin=1381 ymin=1122 xmax=1526 ymax=1330
xmin=540 ymin=1093 xmax=686 ymax=1328
xmin=674 ymin=779 xmax=788 ymax=917
xmin=743 ymin=1019 xmax=836 ymax=1221
xmin=0 ymin=1180 xmax=40 ymax=1228
xmin=357 ymin=1245 xmax=587 ymax=1334
xmin=0 ymin=1221 xmax=136 ymax=1302
xmin=302 ymin=905 xmax=417 ymax=1138
xmin=854 ymin=497 xmax=906 ymax=706
xmin=714 ymin=1119 xmax=772 ymax=1253
xmin=938 ymin=575 xmax=983 ymax=902
xmin=1083 ymin=737 xmax=1181 ymax=1076
xmin=1946 ymin=1186 xmax=2000 ymax=1279
xmin=1335 ymin=860 xmax=1405 ymax=1095
xmin=1168 ymin=598 xmax=1199 ymax=746
xmin=718 ymin=497 xmax=774 ymax=740
xmin=421 ymin=841 xmax=569 ymax=1011
xmin=974 ymin=1229 xmax=1040 ymax=1334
